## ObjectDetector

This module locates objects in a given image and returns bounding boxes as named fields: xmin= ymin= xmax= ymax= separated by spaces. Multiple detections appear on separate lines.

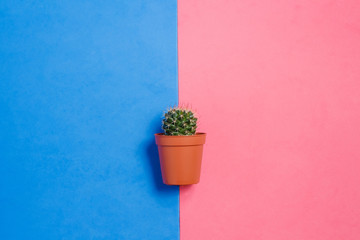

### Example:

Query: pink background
xmin=178 ymin=0 xmax=360 ymax=239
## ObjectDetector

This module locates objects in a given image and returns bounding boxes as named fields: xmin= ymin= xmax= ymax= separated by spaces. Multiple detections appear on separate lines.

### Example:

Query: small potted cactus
xmin=154 ymin=106 xmax=206 ymax=185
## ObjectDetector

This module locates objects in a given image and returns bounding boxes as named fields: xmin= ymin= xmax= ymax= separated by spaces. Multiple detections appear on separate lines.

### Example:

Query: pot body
xmin=155 ymin=133 xmax=206 ymax=185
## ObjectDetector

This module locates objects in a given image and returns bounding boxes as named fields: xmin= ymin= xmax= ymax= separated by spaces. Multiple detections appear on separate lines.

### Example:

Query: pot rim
xmin=154 ymin=132 xmax=206 ymax=146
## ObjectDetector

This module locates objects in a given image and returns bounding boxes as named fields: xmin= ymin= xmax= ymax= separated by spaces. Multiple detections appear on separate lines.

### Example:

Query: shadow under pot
xmin=154 ymin=133 xmax=206 ymax=185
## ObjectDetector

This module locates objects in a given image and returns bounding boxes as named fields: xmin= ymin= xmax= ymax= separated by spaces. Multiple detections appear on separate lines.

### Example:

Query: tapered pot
xmin=154 ymin=133 xmax=206 ymax=185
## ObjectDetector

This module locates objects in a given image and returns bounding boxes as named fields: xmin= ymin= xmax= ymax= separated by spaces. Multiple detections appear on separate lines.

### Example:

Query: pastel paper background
xmin=178 ymin=0 xmax=360 ymax=239
xmin=0 ymin=1 xmax=179 ymax=239
xmin=1 ymin=0 xmax=360 ymax=239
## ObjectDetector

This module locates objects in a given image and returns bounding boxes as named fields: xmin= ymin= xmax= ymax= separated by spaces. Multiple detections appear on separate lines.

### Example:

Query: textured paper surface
xmin=0 ymin=1 xmax=179 ymax=239
xmin=179 ymin=1 xmax=360 ymax=239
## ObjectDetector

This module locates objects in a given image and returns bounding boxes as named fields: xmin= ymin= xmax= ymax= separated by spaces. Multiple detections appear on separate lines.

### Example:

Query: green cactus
xmin=162 ymin=107 xmax=197 ymax=136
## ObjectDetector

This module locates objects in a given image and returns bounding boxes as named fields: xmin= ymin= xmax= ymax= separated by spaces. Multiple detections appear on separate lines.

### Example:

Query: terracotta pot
xmin=154 ymin=133 xmax=206 ymax=185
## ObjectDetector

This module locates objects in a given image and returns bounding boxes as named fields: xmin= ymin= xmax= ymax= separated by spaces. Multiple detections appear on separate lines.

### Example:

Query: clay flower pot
xmin=155 ymin=133 xmax=206 ymax=185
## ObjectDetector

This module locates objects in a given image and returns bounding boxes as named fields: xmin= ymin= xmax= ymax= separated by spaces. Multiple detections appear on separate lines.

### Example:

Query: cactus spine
xmin=162 ymin=107 xmax=197 ymax=136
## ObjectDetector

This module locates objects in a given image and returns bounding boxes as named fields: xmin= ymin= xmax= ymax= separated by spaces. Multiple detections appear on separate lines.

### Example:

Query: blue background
xmin=0 ymin=1 xmax=178 ymax=239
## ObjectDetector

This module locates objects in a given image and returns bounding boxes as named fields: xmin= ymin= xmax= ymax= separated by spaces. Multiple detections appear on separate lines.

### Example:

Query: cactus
xmin=162 ymin=107 xmax=197 ymax=136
